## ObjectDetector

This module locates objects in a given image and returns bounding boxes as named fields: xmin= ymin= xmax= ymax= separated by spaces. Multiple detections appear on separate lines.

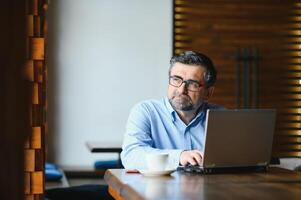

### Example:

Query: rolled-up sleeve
xmin=121 ymin=102 xmax=183 ymax=170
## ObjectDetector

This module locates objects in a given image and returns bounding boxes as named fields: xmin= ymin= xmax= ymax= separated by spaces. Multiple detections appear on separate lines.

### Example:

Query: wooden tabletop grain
xmin=104 ymin=168 xmax=301 ymax=200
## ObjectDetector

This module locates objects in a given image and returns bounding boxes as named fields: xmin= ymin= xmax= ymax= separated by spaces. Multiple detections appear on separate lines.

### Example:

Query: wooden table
xmin=104 ymin=168 xmax=301 ymax=200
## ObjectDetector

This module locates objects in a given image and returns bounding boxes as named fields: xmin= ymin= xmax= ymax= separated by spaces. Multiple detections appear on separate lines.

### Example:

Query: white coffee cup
xmin=146 ymin=153 xmax=169 ymax=171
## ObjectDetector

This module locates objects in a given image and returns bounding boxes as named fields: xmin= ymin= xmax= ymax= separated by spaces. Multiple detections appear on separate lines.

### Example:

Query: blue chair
xmin=94 ymin=160 xmax=122 ymax=169
xmin=45 ymin=163 xmax=63 ymax=181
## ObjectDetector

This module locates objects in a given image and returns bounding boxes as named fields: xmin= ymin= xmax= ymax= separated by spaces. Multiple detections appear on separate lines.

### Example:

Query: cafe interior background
xmin=1 ymin=0 xmax=301 ymax=199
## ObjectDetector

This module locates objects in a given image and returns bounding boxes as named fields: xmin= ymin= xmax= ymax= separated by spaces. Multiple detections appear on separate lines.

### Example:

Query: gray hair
xmin=169 ymin=51 xmax=217 ymax=87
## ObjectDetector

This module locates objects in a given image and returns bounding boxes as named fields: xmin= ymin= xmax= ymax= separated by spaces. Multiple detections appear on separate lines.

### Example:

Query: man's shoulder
xmin=206 ymin=103 xmax=225 ymax=110
xmin=132 ymin=98 xmax=166 ymax=111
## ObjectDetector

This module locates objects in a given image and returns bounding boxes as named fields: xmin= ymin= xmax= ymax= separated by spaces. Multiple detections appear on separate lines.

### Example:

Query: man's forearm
xmin=121 ymin=146 xmax=183 ymax=170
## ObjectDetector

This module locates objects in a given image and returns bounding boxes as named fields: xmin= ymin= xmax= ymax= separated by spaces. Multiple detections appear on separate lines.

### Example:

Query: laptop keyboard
xmin=178 ymin=165 xmax=268 ymax=174
xmin=178 ymin=165 xmax=205 ymax=173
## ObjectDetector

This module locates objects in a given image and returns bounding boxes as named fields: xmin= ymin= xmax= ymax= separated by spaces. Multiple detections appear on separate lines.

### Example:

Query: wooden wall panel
xmin=0 ymin=0 xmax=47 ymax=198
xmin=24 ymin=172 xmax=31 ymax=194
xmin=30 ymin=38 xmax=44 ymax=60
xmin=32 ymin=127 xmax=42 ymax=149
xmin=24 ymin=0 xmax=47 ymax=199
xmin=25 ymin=195 xmax=34 ymax=200
xmin=173 ymin=0 xmax=301 ymax=158
xmin=31 ymin=171 xmax=43 ymax=194
xmin=25 ymin=150 xmax=35 ymax=172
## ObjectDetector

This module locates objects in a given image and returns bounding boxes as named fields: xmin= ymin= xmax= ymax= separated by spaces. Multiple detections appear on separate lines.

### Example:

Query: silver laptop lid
xmin=202 ymin=109 xmax=276 ymax=169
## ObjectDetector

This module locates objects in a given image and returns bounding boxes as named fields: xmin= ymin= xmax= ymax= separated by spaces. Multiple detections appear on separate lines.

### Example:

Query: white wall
xmin=47 ymin=0 xmax=173 ymax=167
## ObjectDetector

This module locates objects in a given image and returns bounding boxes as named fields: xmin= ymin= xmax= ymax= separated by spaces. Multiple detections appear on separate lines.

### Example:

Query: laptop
xmin=180 ymin=109 xmax=276 ymax=174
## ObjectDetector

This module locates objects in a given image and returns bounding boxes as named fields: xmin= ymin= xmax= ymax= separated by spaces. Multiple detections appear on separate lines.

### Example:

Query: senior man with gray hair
xmin=121 ymin=51 xmax=223 ymax=170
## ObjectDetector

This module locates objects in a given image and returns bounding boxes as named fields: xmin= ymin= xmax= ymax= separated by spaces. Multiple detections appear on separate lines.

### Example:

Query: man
xmin=121 ymin=51 xmax=223 ymax=170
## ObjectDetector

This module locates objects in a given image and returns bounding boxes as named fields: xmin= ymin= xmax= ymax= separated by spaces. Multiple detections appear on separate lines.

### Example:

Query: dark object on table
xmin=45 ymin=184 xmax=114 ymax=200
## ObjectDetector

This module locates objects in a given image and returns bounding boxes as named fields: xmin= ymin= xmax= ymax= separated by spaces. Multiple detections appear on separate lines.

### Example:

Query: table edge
xmin=104 ymin=169 xmax=145 ymax=200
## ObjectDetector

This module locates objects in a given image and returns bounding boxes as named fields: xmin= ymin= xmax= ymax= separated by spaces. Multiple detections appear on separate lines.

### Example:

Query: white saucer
xmin=139 ymin=169 xmax=176 ymax=177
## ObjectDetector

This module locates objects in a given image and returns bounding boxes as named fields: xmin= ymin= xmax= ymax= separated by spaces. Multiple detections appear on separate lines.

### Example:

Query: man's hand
xmin=180 ymin=150 xmax=203 ymax=166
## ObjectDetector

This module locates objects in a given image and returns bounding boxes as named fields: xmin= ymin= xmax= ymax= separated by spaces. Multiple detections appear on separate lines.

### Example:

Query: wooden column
xmin=0 ymin=0 xmax=28 ymax=199
xmin=24 ymin=0 xmax=47 ymax=199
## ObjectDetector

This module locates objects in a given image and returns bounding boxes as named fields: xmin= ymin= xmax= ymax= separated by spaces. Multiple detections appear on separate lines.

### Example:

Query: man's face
xmin=168 ymin=62 xmax=212 ymax=112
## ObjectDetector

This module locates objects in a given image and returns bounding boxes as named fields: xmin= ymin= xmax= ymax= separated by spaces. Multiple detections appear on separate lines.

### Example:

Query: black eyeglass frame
xmin=168 ymin=75 xmax=204 ymax=91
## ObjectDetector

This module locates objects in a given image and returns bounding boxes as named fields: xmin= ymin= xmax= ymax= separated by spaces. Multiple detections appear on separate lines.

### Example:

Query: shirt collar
xmin=195 ymin=102 xmax=207 ymax=119
xmin=189 ymin=103 xmax=207 ymax=125
xmin=164 ymin=97 xmax=176 ymax=122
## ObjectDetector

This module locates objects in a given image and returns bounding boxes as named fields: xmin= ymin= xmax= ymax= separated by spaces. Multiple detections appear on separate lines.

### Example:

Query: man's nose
xmin=178 ymin=82 xmax=188 ymax=94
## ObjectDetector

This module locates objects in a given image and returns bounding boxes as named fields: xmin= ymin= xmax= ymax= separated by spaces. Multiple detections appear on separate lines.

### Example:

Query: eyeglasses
xmin=169 ymin=76 xmax=204 ymax=92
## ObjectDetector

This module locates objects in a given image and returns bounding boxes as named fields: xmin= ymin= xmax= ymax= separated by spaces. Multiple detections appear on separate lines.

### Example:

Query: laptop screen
xmin=202 ymin=109 xmax=276 ymax=169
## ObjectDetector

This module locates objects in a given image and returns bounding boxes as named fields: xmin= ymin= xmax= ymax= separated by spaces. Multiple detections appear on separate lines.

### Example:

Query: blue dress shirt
xmin=121 ymin=97 xmax=223 ymax=170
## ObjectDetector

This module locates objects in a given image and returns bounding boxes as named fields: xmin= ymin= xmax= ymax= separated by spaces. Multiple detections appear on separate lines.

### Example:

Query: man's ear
xmin=204 ymin=86 xmax=214 ymax=101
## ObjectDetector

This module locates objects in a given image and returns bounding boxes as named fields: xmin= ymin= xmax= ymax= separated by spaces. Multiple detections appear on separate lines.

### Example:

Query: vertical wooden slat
xmin=25 ymin=195 xmax=34 ymax=200
xmin=34 ymin=194 xmax=44 ymax=200
xmin=32 ymin=127 xmax=42 ymax=149
xmin=24 ymin=137 xmax=31 ymax=149
xmin=31 ymin=171 xmax=43 ymax=194
xmin=24 ymin=172 xmax=31 ymax=194
xmin=32 ymin=83 xmax=39 ymax=104
xmin=24 ymin=150 xmax=35 ymax=172
xmin=35 ymin=61 xmax=44 ymax=83
xmin=24 ymin=60 xmax=34 ymax=81
xmin=34 ymin=16 xmax=41 ymax=36
xmin=30 ymin=38 xmax=44 ymax=60
xmin=27 ymin=15 xmax=34 ymax=36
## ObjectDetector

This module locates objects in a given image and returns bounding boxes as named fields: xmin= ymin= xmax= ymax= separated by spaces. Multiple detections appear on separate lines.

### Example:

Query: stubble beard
xmin=169 ymin=93 xmax=194 ymax=111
